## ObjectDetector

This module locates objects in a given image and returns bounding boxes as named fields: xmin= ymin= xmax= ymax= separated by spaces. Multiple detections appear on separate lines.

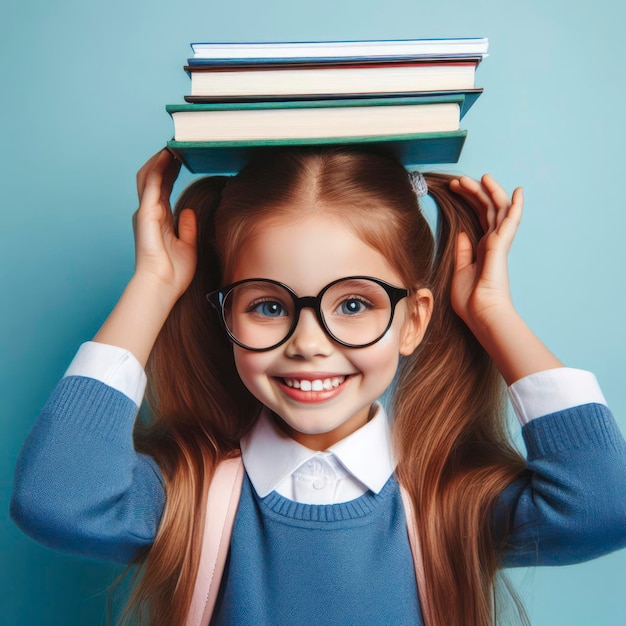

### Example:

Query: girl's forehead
xmin=229 ymin=213 xmax=403 ymax=291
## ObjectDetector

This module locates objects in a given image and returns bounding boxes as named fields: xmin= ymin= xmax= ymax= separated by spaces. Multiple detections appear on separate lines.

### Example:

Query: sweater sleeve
xmin=496 ymin=403 xmax=626 ymax=567
xmin=10 ymin=376 xmax=166 ymax=564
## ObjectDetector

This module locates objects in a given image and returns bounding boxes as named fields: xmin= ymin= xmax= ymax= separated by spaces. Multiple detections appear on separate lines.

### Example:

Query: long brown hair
xmin=124 ymin=147 xmax=527 ymax=625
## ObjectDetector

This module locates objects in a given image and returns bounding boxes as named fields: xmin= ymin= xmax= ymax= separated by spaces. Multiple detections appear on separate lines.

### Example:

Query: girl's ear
xmin=399 ymin=288 xmax=433 ymax=356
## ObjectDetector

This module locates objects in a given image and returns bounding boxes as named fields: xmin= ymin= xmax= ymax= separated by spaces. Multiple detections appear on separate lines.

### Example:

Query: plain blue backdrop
xmin=2 ymin=0 xmax=625 ymax=624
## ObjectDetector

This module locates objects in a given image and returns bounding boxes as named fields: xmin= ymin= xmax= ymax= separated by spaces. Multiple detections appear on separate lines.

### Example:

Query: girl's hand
xmin=92 ymin=150 xmax=198 ymax=366
xmin=448 ymin=174 xmax=563 ymax=384
xmin=133 ymin=149 xmax=197 ymax=300
xmin=449 ymin=174 xmax=523 ymax=331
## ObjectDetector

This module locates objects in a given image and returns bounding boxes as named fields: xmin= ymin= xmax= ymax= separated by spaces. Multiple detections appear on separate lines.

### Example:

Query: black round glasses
xmin=207 ymin=276 xmax=410 ymax=352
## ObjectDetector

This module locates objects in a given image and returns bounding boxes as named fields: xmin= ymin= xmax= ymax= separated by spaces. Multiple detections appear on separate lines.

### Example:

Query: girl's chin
xmin=270 ymin=412 xmax=343 ymax=437
xmin=268 ymin=405 xmax=373 ymax=449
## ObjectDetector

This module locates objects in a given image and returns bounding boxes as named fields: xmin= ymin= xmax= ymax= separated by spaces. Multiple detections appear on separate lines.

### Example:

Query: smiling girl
xmin=11 ymin=147 xmax=626 ymax=626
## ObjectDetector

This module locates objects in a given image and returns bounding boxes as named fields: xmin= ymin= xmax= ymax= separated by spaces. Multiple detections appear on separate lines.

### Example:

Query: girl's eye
xmin=338 ymin=298 xmax=371 ymax=316
xmin=250 ymin=300 xmax=287 ymax=317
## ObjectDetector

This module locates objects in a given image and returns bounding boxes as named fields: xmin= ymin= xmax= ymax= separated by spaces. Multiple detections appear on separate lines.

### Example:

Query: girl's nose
xmin=284 ymin=309 xmax=334 ymax=358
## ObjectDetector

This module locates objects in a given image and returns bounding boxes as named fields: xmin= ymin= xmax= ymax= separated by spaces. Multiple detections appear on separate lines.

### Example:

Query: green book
xmin=166 ymin=91 xmax=480 ymax=138
xmin=167 ymin=131 xmax=468 ymax=175
xmin=165 ymin=91 xmax=479 ymax=173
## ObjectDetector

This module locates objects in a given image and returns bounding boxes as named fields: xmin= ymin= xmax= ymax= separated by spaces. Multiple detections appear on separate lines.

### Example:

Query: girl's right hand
xmin=92 ymin=150 xmax=198 ymax=366
xmin=133 ymin=149 xmax=198 ymax=300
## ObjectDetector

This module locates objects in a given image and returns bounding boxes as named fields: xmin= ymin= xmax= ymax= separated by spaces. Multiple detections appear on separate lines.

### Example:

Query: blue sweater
xmin=212 ymin=474 xmax=422 ymax=625
xmin=10 ymin=376 xmax=626 ymax=622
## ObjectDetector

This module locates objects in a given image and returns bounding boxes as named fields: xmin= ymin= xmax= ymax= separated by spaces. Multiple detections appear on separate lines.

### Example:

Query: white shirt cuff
xmin=508 ymin=367 xmax=607 ymax=425
xmin=63 ymin=341 xmax=147 ymax=406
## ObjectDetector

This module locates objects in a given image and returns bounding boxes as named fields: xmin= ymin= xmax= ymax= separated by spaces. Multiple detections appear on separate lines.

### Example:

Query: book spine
xmin=166 ymin=93 xmax=466 ymax=112
xmin=186 ymin=54 xmax=485 ymax=67
xmin=184 ymin=59 xmax=480 ymax=72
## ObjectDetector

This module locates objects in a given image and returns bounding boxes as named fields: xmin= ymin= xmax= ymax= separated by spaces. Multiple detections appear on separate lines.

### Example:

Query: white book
xmin=189 ymin=37 xmax=489 ymax=62
xmin=187 ymin=62 xmax=478 ymax=98
xmin=167 ymin=101 xmax=461 ymax=142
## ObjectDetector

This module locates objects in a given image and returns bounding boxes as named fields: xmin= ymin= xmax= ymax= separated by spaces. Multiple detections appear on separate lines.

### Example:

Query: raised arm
xmin=94 ymin=149 xmax=197 ymax=366
xmin=449 ymin=175 xmax=626 ymax=563
xmin=449 ymin=174 xmax=562 ymax=384
xmin=11 ymin=150 xmax=193 ymax=562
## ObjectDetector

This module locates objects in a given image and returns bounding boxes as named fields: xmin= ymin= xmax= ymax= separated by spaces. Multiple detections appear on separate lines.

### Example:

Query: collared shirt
xmin=241 ymin=405 xmax=394 ymax=503
xmin=64 ymin=341 xmax=608 ymax=505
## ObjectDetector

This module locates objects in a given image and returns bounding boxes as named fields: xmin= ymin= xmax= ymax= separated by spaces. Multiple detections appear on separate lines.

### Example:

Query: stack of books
xmin=166 ymin=37 xmax=489 ymax=174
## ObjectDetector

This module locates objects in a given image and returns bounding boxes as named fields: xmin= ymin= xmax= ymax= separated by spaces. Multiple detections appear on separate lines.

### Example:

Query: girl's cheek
xmin=350 ymin=336 xmax=403 ymax=378
xmin=232 ymin=348 xmax=273 ymax=384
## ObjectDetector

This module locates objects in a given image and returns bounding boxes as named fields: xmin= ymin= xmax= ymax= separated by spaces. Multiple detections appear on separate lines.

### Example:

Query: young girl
xmin=11 ymin=146 xmax=626 ymax=626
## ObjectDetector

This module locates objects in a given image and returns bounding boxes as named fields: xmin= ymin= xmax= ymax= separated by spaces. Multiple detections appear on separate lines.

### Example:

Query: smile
xmin=273 ymin=374 xmax=352 ymax=404
xmin=282 ymin=376 xmax=346 ymax=391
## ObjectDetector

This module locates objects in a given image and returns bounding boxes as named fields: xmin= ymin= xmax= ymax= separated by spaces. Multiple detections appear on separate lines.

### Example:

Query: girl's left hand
xmin=449 ymin=174 xmax=524 ymax=332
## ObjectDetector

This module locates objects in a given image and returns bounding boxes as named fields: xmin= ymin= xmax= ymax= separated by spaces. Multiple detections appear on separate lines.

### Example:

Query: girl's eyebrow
xmin=330 ymin=278 xmax=386 ymax=292
xmin=232 ymin=282 xmax=288 ymax=297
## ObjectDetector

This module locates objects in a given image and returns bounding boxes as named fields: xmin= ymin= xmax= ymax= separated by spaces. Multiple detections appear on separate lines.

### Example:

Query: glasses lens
xmin=321 ymin=278 xmax=393 ymax=346
xmin=223 ymin=281 xmax=295 ymax=350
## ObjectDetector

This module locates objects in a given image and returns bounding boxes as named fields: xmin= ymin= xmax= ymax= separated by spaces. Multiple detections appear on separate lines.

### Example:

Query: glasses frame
xmin=207 ymin=275 xmax=410 ymax=352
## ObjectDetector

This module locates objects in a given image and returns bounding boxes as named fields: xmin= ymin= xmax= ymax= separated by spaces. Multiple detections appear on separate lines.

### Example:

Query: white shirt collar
xmin=240 ymin=403 xmax=396 ymax=498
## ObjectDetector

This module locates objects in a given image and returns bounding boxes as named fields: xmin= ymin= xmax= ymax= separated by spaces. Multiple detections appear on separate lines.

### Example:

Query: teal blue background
xmin=2 ymin=0 xmax=625 ymax=624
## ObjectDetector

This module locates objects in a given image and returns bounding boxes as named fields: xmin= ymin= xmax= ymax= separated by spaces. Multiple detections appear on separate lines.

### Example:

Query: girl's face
xmin=229 ymin=212 xmax=432 ymax=450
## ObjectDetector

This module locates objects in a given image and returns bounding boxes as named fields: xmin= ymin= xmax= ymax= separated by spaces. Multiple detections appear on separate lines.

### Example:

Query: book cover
xmin=188 ymin=37 xmax=489 ymax=63
xmin=182 ymin=90 xmax=483 ymax=118
xmin=184 ymin=56 xmax=484 ymax=69
xmin=186 ymin=54 xmax=486 ymax=66
xmin=169 ymin=91 xmax=480 ymax=119
xmin=166 ymin=131 xmax=468 ymax=175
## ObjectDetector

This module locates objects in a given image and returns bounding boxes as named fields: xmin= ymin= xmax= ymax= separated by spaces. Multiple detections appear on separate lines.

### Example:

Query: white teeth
xmin=282 ymin=376 xmax=346 ymax=391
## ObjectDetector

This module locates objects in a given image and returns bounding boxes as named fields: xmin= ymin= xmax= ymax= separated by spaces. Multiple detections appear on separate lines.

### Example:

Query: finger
xmin=480 ymin=174 xmax=511 ymax=212
xmin=177 ymin=208 xmax=198 ymax=248
xmin=455 ymin=176 xmax=493 ymax=207
xmin=161 ymin=156 xmax=182 ymax=202
xmin=136 ymin=150 xmax=168 ymax=202
xmin=449 ymin=178 xmax=486 ymax=215
xmin=454 ymin=231 xmax=474 ymax=273
xmin=481 ymin=174 xmax=523 ymax=231
xmin=496 ymin=187 xmax=524 ymax=244
xmin=140 ymin=150 xmax=176 ymax=209
xmin=450 ymin=177 xmax=493 ymax=232
xmin=466 ymin=175 xmax=500 ymax=230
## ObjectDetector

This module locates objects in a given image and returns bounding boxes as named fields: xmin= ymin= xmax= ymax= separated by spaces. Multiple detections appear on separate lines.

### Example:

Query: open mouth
xmin=278 ymin=375 xmax=349 ymax=392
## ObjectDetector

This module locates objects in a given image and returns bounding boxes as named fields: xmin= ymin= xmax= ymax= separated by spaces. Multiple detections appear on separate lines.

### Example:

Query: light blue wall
xmin=2 ymin=1 xmax=625 ymax=624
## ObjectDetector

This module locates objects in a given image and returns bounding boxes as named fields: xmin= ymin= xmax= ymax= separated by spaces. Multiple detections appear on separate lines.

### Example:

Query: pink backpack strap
xmin=399 ymin=484 xmax=431 ymax=626
xmin=186 ymin=456 xmax=245 ymax=626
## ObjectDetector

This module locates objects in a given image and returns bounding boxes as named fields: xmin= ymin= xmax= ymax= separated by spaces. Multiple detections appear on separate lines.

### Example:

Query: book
xmin=165 ymin=37 xmax=488 ymax=174
xmin=188 ymin=37 xmax=489 ymax=64
xmin=184 ymin=58 xmax=480 ymax=100
xmin=166 ymin=131 xmax=468 ymax=175
xmin=166 ymin=92 xmax=479 ymax=142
